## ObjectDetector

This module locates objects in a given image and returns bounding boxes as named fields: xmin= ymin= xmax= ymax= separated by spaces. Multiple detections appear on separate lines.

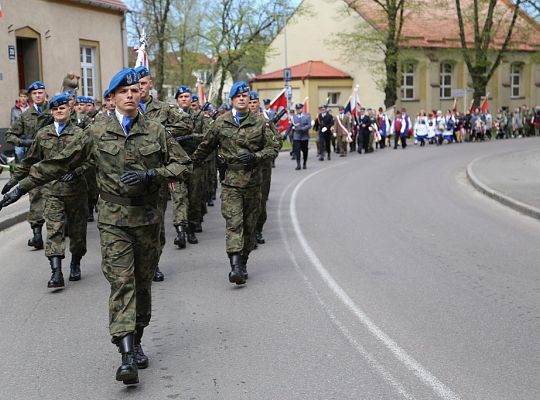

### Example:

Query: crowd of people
xmin=279 ymin=103 xmax=540 ymax=167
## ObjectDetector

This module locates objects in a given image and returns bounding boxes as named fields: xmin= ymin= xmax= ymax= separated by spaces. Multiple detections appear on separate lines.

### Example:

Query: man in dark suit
xmin=289 ymin=103 xmax=312 ymax=169
xmin=313 ymin=105 xmax=334 ymax=161
xmin=356 ymin=107 xmax=372 ymax=154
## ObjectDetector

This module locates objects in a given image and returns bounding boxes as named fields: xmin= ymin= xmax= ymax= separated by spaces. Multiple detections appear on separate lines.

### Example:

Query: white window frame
xmin=510 ymin=63 xmax=522 ymax=98
xmin=401 ymin=63 xmax=416 ymax=100
xmin=80 ymin=45 xmax=97 ymax=97
xmin=327 ymin=92 xmax=340 ymax=106
xmin=440 ymin=62 xmax=453 ymax=99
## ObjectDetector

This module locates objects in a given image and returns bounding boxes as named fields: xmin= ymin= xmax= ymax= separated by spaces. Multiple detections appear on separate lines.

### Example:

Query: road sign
xmin=284 ymin=68 xmax=291 ymax=82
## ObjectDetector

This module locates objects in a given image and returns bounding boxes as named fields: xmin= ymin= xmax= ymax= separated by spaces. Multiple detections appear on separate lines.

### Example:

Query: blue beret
xmin=295 ymin=103 xmax=304 ymax=109
xmin=86 ymin=96 xmax=96 ymax=104
xmin=135 ymin=66 xmax=150 ymax=79
xmin=76 ymin=96 xmax=85 ymax=104
xmin=191 ymin=94 xmax=199 ymax=102
xmin=249 ymin=91 xmax=259 ymax=101
xmin=49 ymin=94 xmax=69 ymax=108
xmin=27 ymin=80 xmax=45 ymax=93
xmin=63 ymin=89 xmax=77 ymax=98
xmin=103 ymin=89 xmax=110 ymax=99
xmin=175 ymin=85 xmax=192 ymax=99
xmin=108 ymin=68 xmax=139 ymax=94
xmin=229 ymin=81 xmax=250 ymax=98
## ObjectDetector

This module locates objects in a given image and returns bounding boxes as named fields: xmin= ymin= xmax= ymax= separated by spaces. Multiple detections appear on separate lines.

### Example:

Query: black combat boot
xmin=69 ymin=255 xmax=82 ymax=281
xmin=228 ymin=254 xmax=246 ymax=285
xmin=255 ymin=231 xmax=265 ymax=244
xmin=303 ymin=160 xmax=307 ymax=169
xmin=28 ymin=225 xmax=44 ymax=250
xmin=187 ymin=223 xmax=198 ymax=244
xmin=240 ymin=255 xmax=249 ymax=280
xmin=194 ymin=223 xmax=203 ymax=233
xmin=295 ymin=157 xmax=301 ymax=170
xmin=134 ymin=329 xmax=149 ymax=369
xmin=116 ymin=334 xmax=139 ymax=385
xmin=47 ymin=257 xmax=65 ymax=289
xmin=153 ymin=267 xmax=164 ymax=282
xmin=174 ymin=224 xmax=187 ymax=249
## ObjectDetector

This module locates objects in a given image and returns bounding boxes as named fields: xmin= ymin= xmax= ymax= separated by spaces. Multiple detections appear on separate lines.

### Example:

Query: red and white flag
xmin=452 ymin=97 xmax=458 ymax=112
xmin=269 ymin=89 xmax=289 ymax=133
xmin=480 ymin=95 xmax=489 ymax=114
xmin=0 ymin=4 xmax=3 ymax=18
xmin=134 ymin=30 xmax=149 ymax=70
xmin=302 ymin=97 xmax=309 ymax=114
xmin=196 ymin=78 xmax=207 ymax=104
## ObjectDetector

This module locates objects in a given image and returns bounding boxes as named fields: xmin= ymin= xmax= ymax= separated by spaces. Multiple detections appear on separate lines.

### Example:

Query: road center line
xmin=282 ymin=166 xmax=461 ymax=400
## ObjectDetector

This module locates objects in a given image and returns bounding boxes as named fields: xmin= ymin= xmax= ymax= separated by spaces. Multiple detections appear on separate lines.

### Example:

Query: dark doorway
xmin=16 ymin=37 xmax=40 ymax=90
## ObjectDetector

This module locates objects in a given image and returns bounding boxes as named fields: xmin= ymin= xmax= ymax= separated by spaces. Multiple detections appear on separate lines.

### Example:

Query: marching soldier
xmin=190 ymin=82 xmax=278 ymax=285
xmin=135 ymin=65 xmax=192 ymax=281
xmin=248 ymin=91 xmax=282 ymax=245
xmin=0 ymin=68 xmax=192 ymax=385
xmin=4 ymin=94 xmax=89 ymax=288
xmin=173 ymin=85 xmax=210 ymax=245
xmin=5 ymin=80 xmax=52 ymax=250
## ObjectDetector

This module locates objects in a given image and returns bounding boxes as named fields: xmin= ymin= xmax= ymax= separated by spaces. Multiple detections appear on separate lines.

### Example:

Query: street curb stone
xmin=466 ymin=156 xmax=540 ymax=221
xmin=0 ymin=210 xmax=28 ymax=231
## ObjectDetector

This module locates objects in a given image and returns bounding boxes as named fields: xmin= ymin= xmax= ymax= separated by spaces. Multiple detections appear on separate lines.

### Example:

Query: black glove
xmin=1 ymin=178 xmax=17 ymax=195
xmin=237 ymin=152 xmax=256 ymax=165
xmin=120 ymin=169 xmax=157 ymax=186
xmin=59 ymin=171 xmax=76 ymax=182
xmin=0 ymin=186 xmax=28 ymax=211
xmin=18 ymin=138 xmax=34 ymax=147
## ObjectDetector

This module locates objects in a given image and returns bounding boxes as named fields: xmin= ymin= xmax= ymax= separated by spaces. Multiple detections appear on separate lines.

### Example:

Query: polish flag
xmin=302 ymin=97 xmax=309 ymax=114
xmin=196 ymin=78 xmax=206 ymax=104
xmin=269 ymin=89 xmax=290 ymax=133
xmin=0 ymin=4 xmax=3 ymax=18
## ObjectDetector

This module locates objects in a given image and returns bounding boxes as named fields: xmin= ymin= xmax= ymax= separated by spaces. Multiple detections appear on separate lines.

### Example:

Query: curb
xmin=466 ymin=157 xmax=540 ymax=221
xmin=0 ymin=210 xmax=28 ymax=231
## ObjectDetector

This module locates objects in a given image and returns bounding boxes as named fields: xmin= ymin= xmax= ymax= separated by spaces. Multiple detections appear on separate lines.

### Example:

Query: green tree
xmin=455 ymin=0 xmax=525 ymax=105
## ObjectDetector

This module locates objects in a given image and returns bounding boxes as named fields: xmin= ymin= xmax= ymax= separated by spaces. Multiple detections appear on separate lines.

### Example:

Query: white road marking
xmin=279 ymin=166 xmax=461 ymax=400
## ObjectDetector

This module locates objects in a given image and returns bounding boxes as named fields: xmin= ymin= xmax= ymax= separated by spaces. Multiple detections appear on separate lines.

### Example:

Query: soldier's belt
xmin=100 ymin=191 xmax=158 ymax=206
xmin=227 ymin=163 xmax=255 ymax=171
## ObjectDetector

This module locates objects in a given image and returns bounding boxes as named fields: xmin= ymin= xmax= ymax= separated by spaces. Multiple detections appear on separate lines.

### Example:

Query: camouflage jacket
xmin=18 ymin=112 xmax=192 ymax=227
xmin=70 ymin=111 xmax=92 ymax=129
xmin=191 ymin=110 xmax=278 ymax=188
xmin=176 ymin=107 xmax=211 ymax=155
xmin=143 ymin=96 xmax=192 ymax=139
xmin=12 ymin=121 xmax=88 ymax=196
xmin=93 ymin=111 xmax=113 ymax=124
xmin=5 ymin=104 xmax=53 ymax=147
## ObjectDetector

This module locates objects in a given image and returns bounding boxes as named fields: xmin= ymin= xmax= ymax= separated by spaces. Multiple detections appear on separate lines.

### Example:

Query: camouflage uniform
xmin=191 ymin=110 xmax=278 ymax=257
xmin=16 ymin=113 xmax=191 ymax=342
xmin=171 ymin=107 xmax=210 ymax=233
xmin=140 ymin=95 xmax=192 ymax=265
xmin=256 ymin=118 xmax=282 ymax=238
xmin=5 ymin=104 xmax=52 ymax=233
xmin=12 ymin=121 xmax=88 ymax=259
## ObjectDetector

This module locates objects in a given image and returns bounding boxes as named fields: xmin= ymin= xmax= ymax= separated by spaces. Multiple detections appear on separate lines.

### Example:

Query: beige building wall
xmin=0 ymin=0 xmax=126 ymax=129
xmin=264 ymin=0 xmax=384 ymax=109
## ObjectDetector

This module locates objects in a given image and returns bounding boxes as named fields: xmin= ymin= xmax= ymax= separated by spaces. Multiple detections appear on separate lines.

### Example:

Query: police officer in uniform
xmin=5 ymin=80 xmax=52 ymax=249
xmin=191 ymin=82 xmax=278 ymax=284
xmin=0 ymin=68 xmax=192 ymax=385
xmin=4 ymin=94 xmax=89 ymax=287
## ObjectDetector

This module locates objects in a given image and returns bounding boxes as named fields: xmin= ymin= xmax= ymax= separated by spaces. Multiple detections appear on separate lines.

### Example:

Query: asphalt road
xmin=1 ymin=138 xmax=540 ymax=400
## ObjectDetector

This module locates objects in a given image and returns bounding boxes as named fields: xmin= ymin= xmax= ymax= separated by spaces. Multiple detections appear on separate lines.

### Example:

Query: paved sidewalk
xmin=0 ymin=170 xmax=29 ymax=231
xmin=467 ymin=148 xmax=540 ymax=220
